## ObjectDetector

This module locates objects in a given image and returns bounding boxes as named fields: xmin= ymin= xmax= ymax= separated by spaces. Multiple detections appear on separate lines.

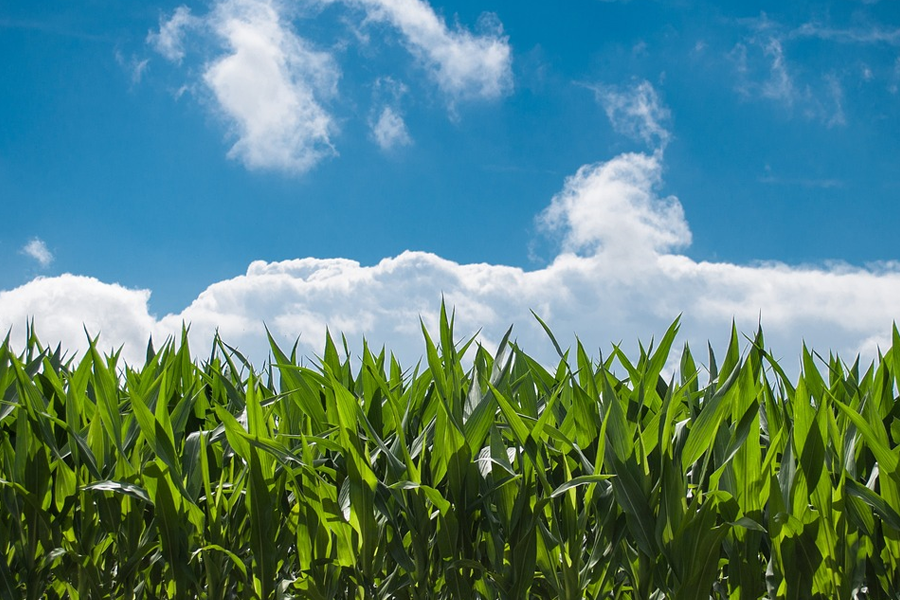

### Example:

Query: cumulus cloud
xmin=0 ymin=275 xmax=156 ymax=358
xmin=147 ymin=6 xmax=197 ymax=64
xmin=350 ymin=0 xmax=513 ymax=101
xmin=147 ymin=0 xmax=339 ymax=173
xmin=371 ymin=106 xmax=412 ymax=149
xmin=538 ymin=152 xmax=689 ymax=260
xmin=21 ymin=238 xmax=53 ymax=267
xmin=146 ymin=0 xmax=510 ymax=172
xmin=590 ymin=80 xmax=671 ymax=149
xmin=3 ymin=149 xmax=899 ymax=373
xmin=204 ymin=0 xmax=339 ymax=172
xmin=4 ymin=74 xmax=897 ymax=373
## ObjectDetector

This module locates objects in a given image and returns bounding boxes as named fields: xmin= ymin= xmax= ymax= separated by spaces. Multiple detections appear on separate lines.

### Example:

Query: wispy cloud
xmin=147 ymin=6 xmax=197 ymax=64
xmin=729 ymin=17 xmax=850 ymax=126
xmin=758 ymin=37 xmax=795 ymax=103
xmin=369 ymin=75 xmax=412 ymax=150
xmin=0 ymin=17 xmax=107 ymax=41
xmin=589 ymin=80 xmax=671 ymax=150
xmin=758 ymin=176 xmax=843 ymax=189
xmin=20 ymin=238 xmax=53 ymax=268
xmin=350 ymin=0 xmax=513 ymax=102
xmin=115 ymin=50 xmax=149 ymax=85
xmin=824 ymin=73 xmax=846 ymax=127
xmin=371 ymin=106 xmax=412 ymax=150
xmin=891 ymin=57 xmax=900 ymax=93
xmin=793 ymin=22 xmax=900 ymax=46
xmin=732 ymin=35 xmax=796 ymax=106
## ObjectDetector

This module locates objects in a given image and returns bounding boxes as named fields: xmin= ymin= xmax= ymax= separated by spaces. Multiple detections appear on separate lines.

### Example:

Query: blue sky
xmin=2 ymin=0 xmax=900 ymax=367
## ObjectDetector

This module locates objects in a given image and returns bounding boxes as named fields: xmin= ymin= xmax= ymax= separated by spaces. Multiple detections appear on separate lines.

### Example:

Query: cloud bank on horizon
xmin=3 ymin=79 xmax=899 ymax=369
xmin=4 ymin=1 xmax=899 ymax=373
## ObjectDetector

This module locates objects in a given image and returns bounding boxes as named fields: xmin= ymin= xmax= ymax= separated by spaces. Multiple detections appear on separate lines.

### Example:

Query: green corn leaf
xmin=834 ymin=398 xmax=898 ymax=474
xmin=846 ymin=478 xmax=900 ymax=532
xmin=247 ymin=447 xmax=278 ymax=600
xmin=531 ymin=310 xmax=566 ymax=360
xmin=549 ymin=474 xmax=614 ymax=498
xmin=81 ymin=480 xmax=151 ymax=503
xmin=489 ymin=382 xmax=532 ymax=447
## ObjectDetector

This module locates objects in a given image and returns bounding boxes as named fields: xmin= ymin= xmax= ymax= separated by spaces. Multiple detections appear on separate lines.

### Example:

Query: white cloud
xmin=5 ymin=72 xmax=897 ymax=373
xmin=591 ymin=80 xmax=671 ymax=149
xmin=371 ymin=106 xmax=412 ymax=149
xmin=351 ymin=0 xmax=513 ymax=101
xmin=115 ymin=50 xmax=150 ymax=84
xmin=3 ymin=149 xmax=899 ymax=374
xmin=0 ymin=275 xmax=156 ymax=359
xmin=730 ymin=15 xmax=802 ymax=108
xmin=891 ymin=57 xmax=900 ymax=94
xmin=793 ymin=22 xmax=900 ymax=46
xmin=147 ymin=0 xmax=339 ymax=174
xmin=758 ymin=37 xmax=795 ymax=104
xmin=131 ymin=59 xmax=149 ymax=84
xmin=824 ymin=73 xmax=846 ymax=127
xmin=145 ymin=0 xmax=510 ymax=172
xmin=538 ymin=152 xmax=689 ymax=260
xmin=861 ymin=64 xmax=874 ymax=81
xmin=148 ymin=6 xmax=197 ymax=64
xmin=731 ymin=29 xmax=850 ymax=126
xmin=21 ymin=238 xmax=53 ymax=267
xmin=203 ymin=0 xmax=339 ymax=173
xmin=369 ymin=76 xmax=412 ymax=149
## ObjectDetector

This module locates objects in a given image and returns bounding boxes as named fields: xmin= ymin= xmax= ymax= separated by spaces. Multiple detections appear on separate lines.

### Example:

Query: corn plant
xmin=2 ymin=308 xmax=900 ymax=599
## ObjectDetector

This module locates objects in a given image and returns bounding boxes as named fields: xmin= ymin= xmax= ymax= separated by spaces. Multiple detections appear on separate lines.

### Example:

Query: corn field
xmin=2 ymin=309 xmax=900 ymax=599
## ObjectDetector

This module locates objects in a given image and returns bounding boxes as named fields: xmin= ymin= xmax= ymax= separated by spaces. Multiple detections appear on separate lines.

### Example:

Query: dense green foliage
xmin=2 ymin=310 xmax=900 ymax=599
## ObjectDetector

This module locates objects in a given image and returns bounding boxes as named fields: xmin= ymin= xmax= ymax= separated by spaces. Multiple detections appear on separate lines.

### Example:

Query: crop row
xmin=2 ymin=309 xmax=900 ymax=598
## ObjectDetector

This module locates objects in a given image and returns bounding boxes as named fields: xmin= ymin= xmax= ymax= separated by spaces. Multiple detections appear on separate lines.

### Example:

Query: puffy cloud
xmin=3 ymin=149 xmax=899 ymax=374
xmin=538 ymin=152 xmax=690 ymax=260
xmin=0 ymin=275 xmax=156 ymax=359
xmin=351 ymin=0 xmax=513 ymax=101
xmin=147 ymin=6 xmax=197 ymax=64
xmin=4 ymin=68 xmax=892 ymax=370
xmin=204 ymin=0 xmax=339 ymax=173
xmin=371 ymin=106 xmax=412 ymax=149
xmin=591 ymin=80 xmax=671 ymax=149
xmin=146 ymin=0 xmax=510 ymax=173
xmin=147 ymin=0 xmax=339 ymax=174
xmin=21 ymin=238 xmax=53 ymax=267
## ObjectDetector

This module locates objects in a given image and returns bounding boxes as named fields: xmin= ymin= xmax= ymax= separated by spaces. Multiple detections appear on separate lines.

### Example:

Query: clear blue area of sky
xmin=2 ymin=0 xmax=899 ymax=315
